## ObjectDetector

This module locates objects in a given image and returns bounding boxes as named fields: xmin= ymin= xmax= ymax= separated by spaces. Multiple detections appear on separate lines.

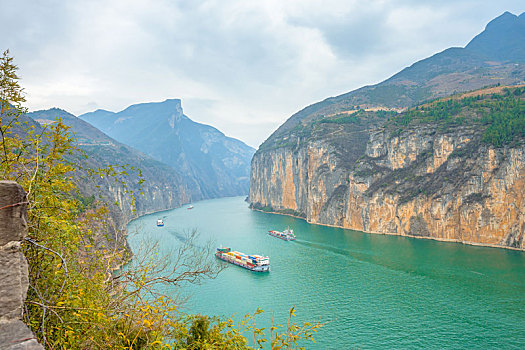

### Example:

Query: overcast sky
xmin=1 ymin=1 xmax=524 ymax=148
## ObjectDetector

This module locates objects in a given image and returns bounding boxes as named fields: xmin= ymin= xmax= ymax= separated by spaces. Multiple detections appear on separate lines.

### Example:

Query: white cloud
xmin=1 ymin=0 xmax=523 ymax=147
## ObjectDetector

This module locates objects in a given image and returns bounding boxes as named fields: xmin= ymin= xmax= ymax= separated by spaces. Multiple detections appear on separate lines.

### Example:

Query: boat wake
xmin=470 ymin=270 xmax=484 ymax=276
xmin=294 ymin=239 xmax=356 ymax=260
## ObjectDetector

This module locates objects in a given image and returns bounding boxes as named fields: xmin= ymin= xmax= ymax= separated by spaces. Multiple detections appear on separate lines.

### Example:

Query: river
xmin=127 ymin=196 xmax=525 ymax=349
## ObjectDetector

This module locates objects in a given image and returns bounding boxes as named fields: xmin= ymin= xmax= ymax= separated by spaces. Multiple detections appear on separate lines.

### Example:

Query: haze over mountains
xmin=79 ymin=99 xmax=255 ymax=199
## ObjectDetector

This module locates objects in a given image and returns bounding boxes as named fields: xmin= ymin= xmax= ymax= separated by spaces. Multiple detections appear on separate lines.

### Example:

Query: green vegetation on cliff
xmin=390 ymin=86 xmax=525 ymax=146
xmin=250 ymin=12 xmax=525 ymax=251
xmin=250 ymin=84 xmax=525 ymax=249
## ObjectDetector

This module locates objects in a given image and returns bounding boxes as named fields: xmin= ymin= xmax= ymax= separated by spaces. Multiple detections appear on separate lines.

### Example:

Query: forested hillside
xmin=263 ymin=11 xmax=525 ymax=147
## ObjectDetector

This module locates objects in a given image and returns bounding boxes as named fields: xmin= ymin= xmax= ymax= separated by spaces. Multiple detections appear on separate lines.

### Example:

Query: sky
xmin=1 ymin=1 xmax=524 ymax=148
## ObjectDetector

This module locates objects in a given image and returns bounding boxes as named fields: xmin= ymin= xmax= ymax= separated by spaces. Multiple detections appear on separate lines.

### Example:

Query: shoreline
xmin=124 ymin=198 xmax=524 ymax=253
xmin=251 ymin=207 xmax=525 ymax=252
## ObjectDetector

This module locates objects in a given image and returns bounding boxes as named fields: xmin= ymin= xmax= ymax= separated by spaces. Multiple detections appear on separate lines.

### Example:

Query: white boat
xmin=156 ymin=219 xmax=164 ymax=227
xmin=268 ymin=227 xmax=296 ymax=241
xmin=188 ymin=204 xmax=194 ymax=210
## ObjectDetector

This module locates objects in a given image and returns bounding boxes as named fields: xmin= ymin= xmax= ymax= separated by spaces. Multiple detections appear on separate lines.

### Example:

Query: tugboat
xmin=215 ymin=247 xmax=270 ymax=272
xmin=268 ymin=227 xmax=296 ymax=241
xmin=156 ymin=219 xmax=164 ymax=227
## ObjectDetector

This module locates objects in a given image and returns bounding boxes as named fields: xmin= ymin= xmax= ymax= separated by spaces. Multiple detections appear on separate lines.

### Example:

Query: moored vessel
xmin=268 ymin=227 xmax=296 ymax=241
xmin=215 ymin=247 xmax=269 ymax=272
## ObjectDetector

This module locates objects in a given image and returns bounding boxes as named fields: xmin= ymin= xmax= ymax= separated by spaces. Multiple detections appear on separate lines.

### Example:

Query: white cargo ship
xmin=268 ymin=228 xmax=296 ymax=241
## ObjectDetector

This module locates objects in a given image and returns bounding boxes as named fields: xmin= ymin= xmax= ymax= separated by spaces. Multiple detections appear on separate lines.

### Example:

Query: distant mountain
xmin=465 ymin=11 xmax=525 ymax=62
xmin=79 ymin=99 xmax=255 ymax=199
xmin=26 ymin=108 xmax=190 ymax=228
xmin=266 ymin=11 xmax=525 ymax=141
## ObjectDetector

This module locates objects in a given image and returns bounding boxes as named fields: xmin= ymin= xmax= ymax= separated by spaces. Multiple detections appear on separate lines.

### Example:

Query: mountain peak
xmin=30 ymin=107 xmax=75 ymax=118
xmin=80 ymin=98 xmax=255 ymax=199
xmin=162 ymin=98 xmax=181 ymax=104
xmin=48 ymin=107 xmax=69 ymax=113
xmin=120 ymin=98 xmax=184 ymax=117
xmin=487 ymin=11 xmax=518 ymax=27
xmin=465 ymin=11 xmax=525 ymax=62
xmin=161 ymin=99 xmax=183 ymax=120
xmin=481 ymin=11 xmax=520 ymax=33
xmin=94 ymin=108 xmax=113 ymax=113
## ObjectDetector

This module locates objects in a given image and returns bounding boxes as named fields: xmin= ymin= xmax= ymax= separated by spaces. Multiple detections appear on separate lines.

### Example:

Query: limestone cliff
xmin=250 ymin=88 xmax=525 ymax=250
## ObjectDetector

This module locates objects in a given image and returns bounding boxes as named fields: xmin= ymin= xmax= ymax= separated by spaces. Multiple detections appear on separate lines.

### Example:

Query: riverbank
xmin=250 ymin=207 xmax=525 ymax=252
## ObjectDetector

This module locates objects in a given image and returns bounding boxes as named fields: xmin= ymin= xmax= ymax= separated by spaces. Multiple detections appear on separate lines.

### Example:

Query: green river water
xmin=127 ymin=196 xmax=525 ymax=349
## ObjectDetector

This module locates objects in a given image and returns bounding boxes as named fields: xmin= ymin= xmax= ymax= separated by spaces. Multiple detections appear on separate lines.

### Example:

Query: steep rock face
xmin=76 ymin=150 xmax=190 ymax=230
xmin=0 ymin=181 xmax=43 ymax=349
xmin=250 ymin=124 xmax=525 ymax=249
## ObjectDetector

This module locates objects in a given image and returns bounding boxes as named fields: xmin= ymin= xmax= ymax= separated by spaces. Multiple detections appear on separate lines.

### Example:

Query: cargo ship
xmin=268 ymin=228 xmax=296 ymax=241
xmin=215 ymin=247 xmax=270 ymax=272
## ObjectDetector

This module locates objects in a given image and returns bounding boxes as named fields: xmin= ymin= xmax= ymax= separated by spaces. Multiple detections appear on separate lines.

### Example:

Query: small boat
xmin=187 ymin=204 xmax=194 ymax=210
xmin=268 ymin=227 xmax=296 ymax=241
xmin=156 ymin=219 xmax=164 ymax=227
xmin=215 ymin=247 xmax=270 ymax=272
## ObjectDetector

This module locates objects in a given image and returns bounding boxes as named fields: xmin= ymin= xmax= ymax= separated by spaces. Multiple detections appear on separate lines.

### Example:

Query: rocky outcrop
xmin=250 ymin=121 xmax=525 ymax=250
xmin=0 ymin=181 xmax=43 ymax=349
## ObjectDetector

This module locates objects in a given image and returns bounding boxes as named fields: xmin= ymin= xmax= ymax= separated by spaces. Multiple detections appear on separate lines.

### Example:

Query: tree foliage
xmin=0 ymin=49 xmax=25 ymax=125
xmin=0 ymin=50 xmax=323 ymax=349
